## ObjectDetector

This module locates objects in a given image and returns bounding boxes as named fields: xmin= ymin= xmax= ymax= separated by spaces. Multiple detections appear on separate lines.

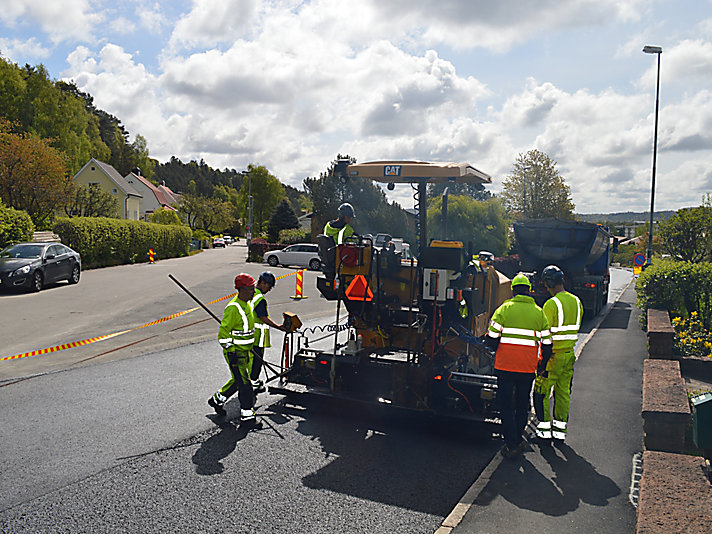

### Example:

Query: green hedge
xmin=0 ymin=205 xmax=35 ymax=248
xmin=636 ymin=258 xmax=712 ymax=330
xmin=53 ymin=217 xmax=191 ymax=268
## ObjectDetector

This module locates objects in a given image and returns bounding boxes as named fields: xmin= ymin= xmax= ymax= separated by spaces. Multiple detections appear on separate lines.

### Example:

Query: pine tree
xmin=267 ymin=199 xmax=299 ymax=242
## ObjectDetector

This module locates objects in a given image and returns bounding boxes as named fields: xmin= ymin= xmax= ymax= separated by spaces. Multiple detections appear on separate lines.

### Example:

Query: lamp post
xmin=643 ymin=45 xmax=662 ymax=266
xmin=242 ymin=170 xmax=253 ymax=245
xmin=522 ymin=165 xmax=531 ymax=219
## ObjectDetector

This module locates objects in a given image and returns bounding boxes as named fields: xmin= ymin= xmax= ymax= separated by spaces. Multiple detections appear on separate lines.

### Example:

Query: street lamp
xmin=643 ymin=45 xmax=662 ymax=266
xmin=242 ymin=170 xmax=252 ymax=245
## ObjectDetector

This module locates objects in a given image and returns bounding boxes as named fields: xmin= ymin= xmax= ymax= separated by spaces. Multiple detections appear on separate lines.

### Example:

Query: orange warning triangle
xmin=345 ymin=274 xmax=373 ymax=301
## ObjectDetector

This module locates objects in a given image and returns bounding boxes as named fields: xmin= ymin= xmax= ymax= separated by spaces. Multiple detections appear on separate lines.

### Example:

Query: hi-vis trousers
xmin=534 ymin=349 xmax=575 ymax=440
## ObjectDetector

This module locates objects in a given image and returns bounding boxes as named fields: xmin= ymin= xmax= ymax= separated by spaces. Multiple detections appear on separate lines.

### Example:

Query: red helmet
xmin=234 ymin=273 xmax=256 ymax=289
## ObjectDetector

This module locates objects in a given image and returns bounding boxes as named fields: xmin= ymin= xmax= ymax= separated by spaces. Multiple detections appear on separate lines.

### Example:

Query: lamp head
xmin=642 ymin=45 xmax=662 ymax=54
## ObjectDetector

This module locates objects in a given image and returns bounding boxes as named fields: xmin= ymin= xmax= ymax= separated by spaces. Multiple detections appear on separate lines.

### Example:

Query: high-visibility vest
xmin=487 ymin=294 xmax=552 ymax=373
xmin=218 ymin=296 xmax=254 ymax=352
xmin=323 ymin=220 xmax=354 ymax=245
xmin=543 ymin=290 xmax=583 ymax=353
xmin=250 ymin=289 xmax=271 ymax=348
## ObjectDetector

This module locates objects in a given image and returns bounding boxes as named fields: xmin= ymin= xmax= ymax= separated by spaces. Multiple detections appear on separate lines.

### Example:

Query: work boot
xmin=240 ymin=408 xmax=256 ymax=422
xmin=208 ymin=396 xmax=226 ymax=416
xmin=251 ymin=379 xmax=265 ymax=394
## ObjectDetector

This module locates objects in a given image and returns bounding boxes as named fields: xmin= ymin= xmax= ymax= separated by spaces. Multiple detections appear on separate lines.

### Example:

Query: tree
xmin=500 ymin=149 xmax=575 ymax=219
xmin=428 ymin=182 xmax=492 ymax=201
xmin=427 ymin=196 xmax=510 ymax=256
xmin=64 ymin=183 xmax=120 ymax=218
xmin=237 ymin=165 xmax=285 ymax=234
xmin=177 ymin=194 xmax=234 ymax=235
xmin=0 ymin=121 xmax=72 ymax=227
xmin=147 ymin=207 xmax=182 ymax=226
xmin=267 ymin=199 xmax=299 ymax=242
xmin=658 ymin=196 xmax=712 ymax=263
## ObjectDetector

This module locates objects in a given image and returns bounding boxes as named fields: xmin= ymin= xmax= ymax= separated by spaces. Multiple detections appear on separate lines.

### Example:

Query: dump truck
xmin=513 ymin=218 xmax=611 ymax=316
xmin=269 ymin=161 xmax=513 ymax=423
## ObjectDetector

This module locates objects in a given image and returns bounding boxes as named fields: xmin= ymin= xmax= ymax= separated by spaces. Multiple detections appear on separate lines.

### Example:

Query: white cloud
xmin=138 ymin=2 xmax=168 ymax=34
xmin=0 ymin=0 xmax=102 ymax=43
xmin=168 ymin=0 xmax=259 ymax=51
xmin=0 ymin=37 xmax=51 ymax=62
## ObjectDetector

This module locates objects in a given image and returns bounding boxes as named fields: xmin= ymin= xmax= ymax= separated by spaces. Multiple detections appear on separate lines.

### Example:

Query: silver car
xmin=263 ymin=243 xmax=321 ymax=270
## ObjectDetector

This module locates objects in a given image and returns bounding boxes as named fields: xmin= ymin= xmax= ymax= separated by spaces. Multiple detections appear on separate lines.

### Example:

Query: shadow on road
xmin=474 ymin=441 xmax=620 ymax=516
xmin=191 ymin=416 xmax=251 ymax=475
xmin=597 ymin=301 xmax=633 ymax=330
xmin=265 ymin=400 xmax=500 ymax=516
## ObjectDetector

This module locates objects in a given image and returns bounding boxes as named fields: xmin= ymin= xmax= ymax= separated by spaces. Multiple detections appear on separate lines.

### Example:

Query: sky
xmin=1 ymin=0 xmax=711 ymax=214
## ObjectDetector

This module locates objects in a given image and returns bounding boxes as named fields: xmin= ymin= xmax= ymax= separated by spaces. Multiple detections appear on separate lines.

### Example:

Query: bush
xmin=636 ymin=258 xmax=712 ymax=330
xmin=0 ymin=204 xmax=34 ymax=248
xmin=278 ymin=228 xmax=309 ymax=244
xmin=53 ymin=217 xmax=191 ymax=268
xmin=248 ymin=238 xmax=285 ymax=263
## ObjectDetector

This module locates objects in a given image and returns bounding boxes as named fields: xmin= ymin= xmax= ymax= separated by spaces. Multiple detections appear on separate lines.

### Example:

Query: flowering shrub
xmin=672 ymin=312 xmax=712 ymax=358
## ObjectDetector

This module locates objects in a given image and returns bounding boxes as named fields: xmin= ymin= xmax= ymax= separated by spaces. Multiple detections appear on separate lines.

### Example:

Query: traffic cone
xmin=290 ymin=269 xmax=308 ymax=300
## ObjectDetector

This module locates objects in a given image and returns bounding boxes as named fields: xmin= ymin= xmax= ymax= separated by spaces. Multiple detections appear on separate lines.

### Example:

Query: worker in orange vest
xmin=486 ymin=274 xmax=553 ymax=459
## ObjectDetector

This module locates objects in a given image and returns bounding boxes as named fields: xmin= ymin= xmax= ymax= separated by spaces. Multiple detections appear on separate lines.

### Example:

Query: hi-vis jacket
xmin=250 ymin=288 xmax=271 ymax=349
xmin=218 ymin=296 xmax=255 ymax=353
xmin=487 ymin=294 xmax=552 ymax=373
xmin=543 ymin=290 xmax=583 ymax=354
xmin=323 ymin=220 xmax=354 ymax=245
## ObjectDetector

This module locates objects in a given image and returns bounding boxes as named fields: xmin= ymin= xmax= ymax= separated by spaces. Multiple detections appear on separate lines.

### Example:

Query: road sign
xmin=633 ymin=253 xmax=646 ymax=266
xmin=634 ymin=265 xmax=642 ymax=276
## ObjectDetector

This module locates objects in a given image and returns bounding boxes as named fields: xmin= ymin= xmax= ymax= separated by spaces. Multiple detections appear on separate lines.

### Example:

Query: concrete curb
xmin=435 ymin=274 xmax=635 ymax=533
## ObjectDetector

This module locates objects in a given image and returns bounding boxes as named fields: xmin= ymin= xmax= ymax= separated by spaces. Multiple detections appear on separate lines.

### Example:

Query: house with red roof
xmin=124 ymin=171 xmax=179 ymax=220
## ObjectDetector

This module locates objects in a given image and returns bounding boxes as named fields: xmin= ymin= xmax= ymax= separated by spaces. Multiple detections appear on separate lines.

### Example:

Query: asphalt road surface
xmin=0 ymin=253 xmax=633 ymax=533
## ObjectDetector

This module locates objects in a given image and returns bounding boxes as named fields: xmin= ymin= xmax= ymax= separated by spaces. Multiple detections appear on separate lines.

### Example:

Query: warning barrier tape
xmin=1 ymin=270 xmax=308 ymax=363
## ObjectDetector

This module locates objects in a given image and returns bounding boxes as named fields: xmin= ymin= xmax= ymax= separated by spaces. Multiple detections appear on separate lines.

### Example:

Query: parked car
xmin=213 ymin=237 xmax=226 ymax=248
xmin=0 ymin=242 xmax=81 ymax=292
xmin=264 ymin=243 xmax=321 ymax=270
xmin=223 ymin=235 xmax=233 ymax=245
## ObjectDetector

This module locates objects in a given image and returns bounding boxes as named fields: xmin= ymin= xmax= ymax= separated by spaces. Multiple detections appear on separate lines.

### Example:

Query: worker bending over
xmin=486 ymin=274 xmax=552 ymax=459
xmin=323 ymin=203 xmax=356 ymax=245
xmin=209 ymin=273 xmax=258 ymax=423
xmin=250 ymin=271 xmax=285 ymax=393
xmin=534 ymin=265 xmax=583 ymax=441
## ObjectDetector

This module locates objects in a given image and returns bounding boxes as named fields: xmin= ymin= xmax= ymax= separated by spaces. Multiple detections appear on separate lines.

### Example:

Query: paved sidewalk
xmin=447 ymin=284 xmax=645 ymax=534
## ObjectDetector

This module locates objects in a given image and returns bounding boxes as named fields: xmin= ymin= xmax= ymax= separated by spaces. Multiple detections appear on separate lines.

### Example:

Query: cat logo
xmin=384 ymin=165 xmax=401 ymax=177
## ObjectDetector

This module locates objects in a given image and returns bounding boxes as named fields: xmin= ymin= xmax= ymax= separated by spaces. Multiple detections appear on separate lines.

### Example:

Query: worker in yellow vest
xmin=209 ymin=273 xmax=257 ymax=423
xmin=534 ymin=265 xmax=583 ymax=442
xmin=486 ymin=274 xmax=552 ymax=459
xmin=323 ymin=203 xmax=356 ymax=245
xmin=249 ymin=271 xmax=285 ymax=394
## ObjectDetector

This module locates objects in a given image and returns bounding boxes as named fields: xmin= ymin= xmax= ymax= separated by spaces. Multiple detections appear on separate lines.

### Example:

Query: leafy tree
xmin=427 ymin=196 xmax=510 ymax=256
xmin=267 ymin=199 xmax=299 ymax=242
xmin=237 ymin=165 xmax=285 ymax=234
xmin=500 ymin=149 xmax=575 ymax=219
xmin=0 ymin=122 xmax=72 ymax=227
xmin=129 ymin=134 xmax=156 ymax=179
xmin=177 ymin=194 xmax=234 ymax=235
xmin=428 ymin=182 xmax=492 ymax=201
xmin=658 ymin=196 xmax=712 ymax=263
xmin=155 ymin=156 xmax=244 ymax=198
xmin=0 ymin=199 xmax=35 ymax=248
xmin=64 ymin=183 xmax=120 ymax=218
xmin=147 ymin=207 xmax=182 ymax=226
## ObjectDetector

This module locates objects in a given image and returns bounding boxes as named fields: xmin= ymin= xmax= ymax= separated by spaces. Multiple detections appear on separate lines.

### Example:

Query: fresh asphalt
xmin=0 ymin=267 xmax=635 ymax=533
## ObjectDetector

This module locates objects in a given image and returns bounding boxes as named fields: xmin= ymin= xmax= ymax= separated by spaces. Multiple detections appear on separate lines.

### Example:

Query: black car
xmin=0 ymin=242 xmax=82 ymax=292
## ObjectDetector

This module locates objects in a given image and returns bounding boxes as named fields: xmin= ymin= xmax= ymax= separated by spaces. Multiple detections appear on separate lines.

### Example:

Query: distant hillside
xmin=577 ymin=211 xmax=676 ymax=224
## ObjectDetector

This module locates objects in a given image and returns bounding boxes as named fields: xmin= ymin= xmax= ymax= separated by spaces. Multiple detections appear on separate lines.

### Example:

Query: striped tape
xmin=1 ymin=270 xmax=307 ymax=363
